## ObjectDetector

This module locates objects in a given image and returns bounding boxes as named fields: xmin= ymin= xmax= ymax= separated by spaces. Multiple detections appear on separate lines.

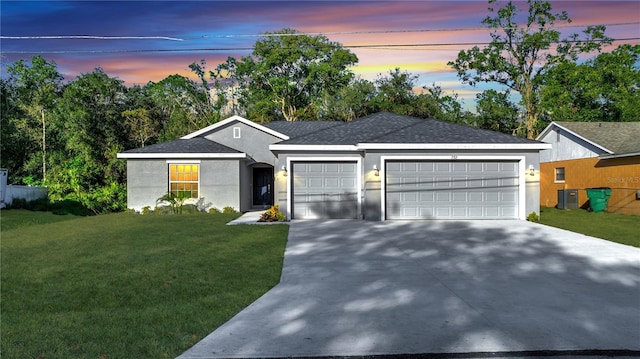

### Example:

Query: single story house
xmin=118 ymin=112 xmax=551 ymax=220
xmin=536 ymin=121 xmax=640 ymax=215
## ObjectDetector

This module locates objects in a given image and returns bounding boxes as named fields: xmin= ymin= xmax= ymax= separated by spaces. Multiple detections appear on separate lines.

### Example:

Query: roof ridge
xmin=363 ymin=116 xmax=424 ymax=142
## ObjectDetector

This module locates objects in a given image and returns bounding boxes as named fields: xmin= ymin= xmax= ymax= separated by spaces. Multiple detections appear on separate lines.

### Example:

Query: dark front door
xmin=253 ymin=167 xmax=274 ymax=206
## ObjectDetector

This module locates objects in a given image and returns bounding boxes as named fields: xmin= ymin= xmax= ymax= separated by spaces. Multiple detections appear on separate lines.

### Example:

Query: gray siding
xmin=539 ymin=128 xmax=604 ymax=162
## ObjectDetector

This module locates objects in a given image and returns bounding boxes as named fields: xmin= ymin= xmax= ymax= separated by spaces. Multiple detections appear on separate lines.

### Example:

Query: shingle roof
xmin=122 ymin=137 xmax=241 ymax=154
xmin=277 ymin=112 xmax=539 ymax=145
xmin=263 ymin=121 xmax=344 ymax=138
xmin=555 ymin=121 xmax=640 ymax=155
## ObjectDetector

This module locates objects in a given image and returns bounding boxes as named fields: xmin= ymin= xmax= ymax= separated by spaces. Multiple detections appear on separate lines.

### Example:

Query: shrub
xmin=7 ymin=198 xmax=30 ymax=209
xmin=527 ymin=211 xmax=540 ymax=223
xmin=141 ymin=206 xmax=152 ymax=215
xmin=222 ymin=206 xmax=237 ymax=214
xmin=156 ymin=192 xmax=190 ymax=214
xmin=259 ymin=205 xmax=286 ymax=222
xmin=208 ymin=207 xmax=220 ymax=214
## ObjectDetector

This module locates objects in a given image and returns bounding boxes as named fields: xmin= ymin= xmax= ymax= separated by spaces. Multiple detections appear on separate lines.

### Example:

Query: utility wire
xmin=2 ymin=37 xmax=637 ymax=54
xmin=2 ymin=21 xmax=637 ymax=42
xmin=0 ymin=35 xmax=184 ymax=41
xmin=207 ymin=21 xmax=640 ymax=38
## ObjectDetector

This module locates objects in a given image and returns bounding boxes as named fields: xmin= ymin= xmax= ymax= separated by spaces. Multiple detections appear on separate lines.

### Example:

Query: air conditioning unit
xmin=557 ymin=189 xmax=578 ymax=209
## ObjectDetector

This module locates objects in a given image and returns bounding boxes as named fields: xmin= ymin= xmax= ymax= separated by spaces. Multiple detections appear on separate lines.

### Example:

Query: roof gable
xmin=537 ymin=121 xmax=640 ymax=157
xmin=181 ymin=115 xmax=289 ymax=140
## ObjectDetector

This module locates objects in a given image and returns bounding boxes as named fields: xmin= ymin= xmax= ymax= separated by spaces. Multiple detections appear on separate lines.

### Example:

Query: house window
xmin=233 ymin=127 xmax=241 ymax=139
xmin=169 ymin=164 xmax=199 ymax=198
xmin=555 ymin=167 xmax=565 ymax=183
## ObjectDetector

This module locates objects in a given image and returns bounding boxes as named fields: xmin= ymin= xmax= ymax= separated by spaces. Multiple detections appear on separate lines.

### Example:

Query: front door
xmin=253 ymin=167 xmax=274 ymax=207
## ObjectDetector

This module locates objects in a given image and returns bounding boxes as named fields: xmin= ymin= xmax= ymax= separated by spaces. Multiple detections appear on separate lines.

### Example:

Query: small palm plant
xmin=156 ymin=191 xmax=191 ymax=214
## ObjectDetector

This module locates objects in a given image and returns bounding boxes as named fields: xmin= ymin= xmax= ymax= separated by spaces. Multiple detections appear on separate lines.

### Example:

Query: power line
xmin=0 ymin=35 xmax=184 ymax=41
xmin=2 ymin=38 xmax=636 ymax=55
xmin=2 ymin=21 xmax=637 ymax=42
xmin=206 ymin=21 xmax=640 ymax=38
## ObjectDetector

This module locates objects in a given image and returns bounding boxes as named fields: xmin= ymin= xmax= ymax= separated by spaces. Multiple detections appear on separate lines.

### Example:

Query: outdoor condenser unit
xmin=557 ymin=189 xmax=579 ymax=210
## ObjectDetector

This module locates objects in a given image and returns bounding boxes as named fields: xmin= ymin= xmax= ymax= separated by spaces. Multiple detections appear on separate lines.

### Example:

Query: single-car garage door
xmin=386 ymin=161 xmax=519 ymax=219
xmin=292 ymin=162 xmax=358 ymax=219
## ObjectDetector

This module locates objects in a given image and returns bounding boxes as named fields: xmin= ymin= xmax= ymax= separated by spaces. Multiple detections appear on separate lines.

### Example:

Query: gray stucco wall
xmin=126 ymin=160 xmax=168 ymax=211
xmin=125 ymin=159 xmax=241 ymax=212
xmin=204 ymin=122 xmax=279 ymax=165
xmin=200 ymin=159 xmax=241 ymax=211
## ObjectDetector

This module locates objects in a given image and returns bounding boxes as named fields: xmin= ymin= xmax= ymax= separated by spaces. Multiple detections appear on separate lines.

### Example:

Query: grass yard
xmin=540 ymin=207 xmax=640 ymax=248
xmin=1 ymin=210 xmax=289 ymax=359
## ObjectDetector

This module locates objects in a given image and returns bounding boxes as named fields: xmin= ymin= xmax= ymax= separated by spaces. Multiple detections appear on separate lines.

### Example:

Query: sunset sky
xmin=2 ymin=1 xmax=639 ymax=107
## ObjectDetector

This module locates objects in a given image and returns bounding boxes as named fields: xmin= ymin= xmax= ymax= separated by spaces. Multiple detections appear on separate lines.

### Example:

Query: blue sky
xmin=2 ymin=1 xmax=639 ymax=109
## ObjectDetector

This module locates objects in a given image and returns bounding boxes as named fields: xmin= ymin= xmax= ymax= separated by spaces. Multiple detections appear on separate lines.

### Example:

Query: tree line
xmin=1 ymin=0 xmax=637 ymax=214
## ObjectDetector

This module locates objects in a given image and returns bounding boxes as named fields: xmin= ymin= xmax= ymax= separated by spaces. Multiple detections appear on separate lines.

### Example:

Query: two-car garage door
xmin=385 ymin=161 xmax=520 ymax=220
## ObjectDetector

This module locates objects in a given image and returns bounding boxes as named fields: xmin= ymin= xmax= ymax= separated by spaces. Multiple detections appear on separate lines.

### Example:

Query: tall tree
xmin=144 ymin=74 xmax=217 ymax=140
xmin=540 ymin=44 xmax=640 ymax=122
xmin=448 ymin=0 xmax=611 ymax=138
xmin=474 ymin=89 xmax=519 ymax=134
xmin=5 ymin=56 xmax=63 ymax=182
xmin=122 ymin=108 xmax=157 ymax=148
xmin=205 ymin=28 xmax=359 ymax=122
xmin=316 ymin=78 xmax=376 ymax=121
xmin=371 ymin=68 xmax=441 ymax=119
xmin=48 ymin=68 xmax=129 ymax=203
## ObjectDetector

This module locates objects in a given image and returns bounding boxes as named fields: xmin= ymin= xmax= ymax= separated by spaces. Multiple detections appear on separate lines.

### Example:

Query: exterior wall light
xmin=282 ymin=165 xmax=288 ymax=176
xmin=373 ymin=164 xmax=380 ymax=176
xmin=529 ymin=164 xmax=535 ymax=176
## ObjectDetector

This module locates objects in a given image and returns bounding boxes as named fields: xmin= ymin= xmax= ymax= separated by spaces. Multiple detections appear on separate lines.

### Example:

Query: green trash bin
xmin=586 ymin=187 xmax=612 ymax=213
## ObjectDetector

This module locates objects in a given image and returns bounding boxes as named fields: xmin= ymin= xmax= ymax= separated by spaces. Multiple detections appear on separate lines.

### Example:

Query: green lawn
xmin=1 ymin=210 xmax=289 ymax=359
xmin=540 ymin=207 xmax=640 ymax=248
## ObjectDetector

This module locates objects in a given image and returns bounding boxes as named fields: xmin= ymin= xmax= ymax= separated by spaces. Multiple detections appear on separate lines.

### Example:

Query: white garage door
xmin=386 ymin=161 xmax=519 ymax=219
xmin=292 ymin=162 xmax=358 ymax=219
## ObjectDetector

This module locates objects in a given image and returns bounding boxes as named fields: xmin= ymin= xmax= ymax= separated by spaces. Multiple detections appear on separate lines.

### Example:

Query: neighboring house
xmin=118 ymin=112 xmax=550 ymax=220
xmin=536 ymin=121 xmax=640 ymax=215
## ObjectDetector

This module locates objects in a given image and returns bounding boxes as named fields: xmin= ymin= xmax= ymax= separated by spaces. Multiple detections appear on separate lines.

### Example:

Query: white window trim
xmin=167 ymin=162 xmax=200 ymax=199
xmin=380 ymin=155 xmax=526 ymax=221
xmin=554 ymin=167 xmax=566 ymax=184
xmin=166 ymin=160 xmax=200 ymax=164
xmin=233 ymin=127 xmax=241 ymax=139
xmin=285 ymin=156 xmax=362 ymax=220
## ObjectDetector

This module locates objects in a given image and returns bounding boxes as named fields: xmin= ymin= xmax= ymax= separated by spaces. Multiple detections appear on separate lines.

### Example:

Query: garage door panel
xmin=386 ymin=160 xmax=519 ymax=220
xmin=292 ymin=162 xmax=357 ymax=219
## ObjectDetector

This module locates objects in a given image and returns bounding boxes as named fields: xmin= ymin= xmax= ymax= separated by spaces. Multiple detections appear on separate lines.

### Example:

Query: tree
xmin=448 ymin=0 xmax=611 ymax=138
xmin=5 ymin=56 xmax=63 ymax=182
xmin=48 ymin=68 xmax=129 ymax=207
xmin=206 ymin=28 xmax=359 ymax=122
xmin=369 ymin=68 xmax=440 ymax=119
xmin=540 ymin=44 xmax=640 ymax=122
xmin=316 ymin=78 xmax=376 ymax=121
xmin=474 ymin=89 xmax=519 ymax=134
xmin=122 ymin=108 xmax=157 ymax=147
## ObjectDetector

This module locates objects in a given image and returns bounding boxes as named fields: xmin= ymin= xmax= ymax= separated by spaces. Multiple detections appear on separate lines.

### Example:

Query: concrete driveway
xmin=178 ymin=220 xmax=640 ymax=358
